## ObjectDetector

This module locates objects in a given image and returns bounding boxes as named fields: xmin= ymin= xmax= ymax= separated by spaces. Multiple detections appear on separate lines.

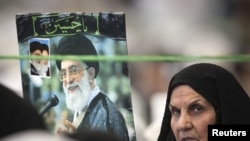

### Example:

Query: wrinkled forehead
xmin=170 ymin=85 xmax=209 ymax=106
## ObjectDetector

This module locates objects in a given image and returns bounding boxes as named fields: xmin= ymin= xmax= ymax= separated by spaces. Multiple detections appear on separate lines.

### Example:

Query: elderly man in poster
xmin=55 ymin=34 xmax=129 ymax=141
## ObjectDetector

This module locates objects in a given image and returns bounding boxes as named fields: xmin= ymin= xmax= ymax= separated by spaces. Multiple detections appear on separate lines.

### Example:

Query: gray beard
xmin=63 ymin=73 xmax=91 ymax=111
xmin=31 ymin=60 xmax=48 ymax=76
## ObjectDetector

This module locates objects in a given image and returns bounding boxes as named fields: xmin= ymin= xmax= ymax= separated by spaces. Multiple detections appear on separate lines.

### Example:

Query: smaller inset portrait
xmin=29 ymin=38 xmax=50 ymax=77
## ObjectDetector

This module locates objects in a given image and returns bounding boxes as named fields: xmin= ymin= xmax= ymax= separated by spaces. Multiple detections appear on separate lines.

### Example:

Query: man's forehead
xmin=61 ymin=60 xmax=84 ymax=69
xmin=31 ymin=49 xmax=41 ymax=55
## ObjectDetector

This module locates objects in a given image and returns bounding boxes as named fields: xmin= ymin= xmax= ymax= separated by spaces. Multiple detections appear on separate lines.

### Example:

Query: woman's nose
xmin=177 ymin=113 xmax=193 ymax=130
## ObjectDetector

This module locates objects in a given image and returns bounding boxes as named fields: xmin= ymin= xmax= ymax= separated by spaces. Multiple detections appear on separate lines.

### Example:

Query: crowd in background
xmin=0 ymin=0 xmax=250 ymax=141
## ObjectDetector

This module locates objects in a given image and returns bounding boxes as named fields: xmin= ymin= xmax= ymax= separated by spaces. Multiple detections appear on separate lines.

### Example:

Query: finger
xmin=64 ymin=120 xmax=77 ymax=131
xmin=56 ymin=127 xmax=64 ymax=135
xmin=56 ymin=127 xmax=71 ymax=135
xmin=64 ymin=121 xmax=77 ymax=133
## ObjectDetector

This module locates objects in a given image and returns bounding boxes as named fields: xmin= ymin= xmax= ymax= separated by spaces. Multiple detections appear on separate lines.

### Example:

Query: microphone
xmin=39 ymin=94 xmax=59 ymax=116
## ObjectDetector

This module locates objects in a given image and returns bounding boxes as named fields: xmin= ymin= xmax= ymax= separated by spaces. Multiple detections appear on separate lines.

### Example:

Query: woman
xmin=158 ymin=63 xmax=250 ymax=141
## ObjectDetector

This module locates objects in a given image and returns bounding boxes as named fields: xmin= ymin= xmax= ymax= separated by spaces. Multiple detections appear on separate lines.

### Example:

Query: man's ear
xmin=88 ymin=67 xmax=96 ymax=79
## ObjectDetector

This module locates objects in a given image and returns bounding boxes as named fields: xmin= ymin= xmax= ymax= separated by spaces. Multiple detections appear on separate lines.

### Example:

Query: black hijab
xmin=158 ymin=63 xmax=250 ymax=141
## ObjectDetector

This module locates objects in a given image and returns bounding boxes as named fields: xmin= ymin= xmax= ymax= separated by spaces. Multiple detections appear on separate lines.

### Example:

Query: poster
xmin=16 ymin=12 xmax=136 ymax=141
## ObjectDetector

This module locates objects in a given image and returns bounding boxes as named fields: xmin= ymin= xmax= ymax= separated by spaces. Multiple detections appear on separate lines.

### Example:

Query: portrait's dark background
xmin=0 ymin=1 xmax=250 ymax=141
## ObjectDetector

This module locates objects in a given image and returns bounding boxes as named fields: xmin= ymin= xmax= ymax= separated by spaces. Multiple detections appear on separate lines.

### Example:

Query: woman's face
xmin=169 ymin=85 xmax=216 ymax=141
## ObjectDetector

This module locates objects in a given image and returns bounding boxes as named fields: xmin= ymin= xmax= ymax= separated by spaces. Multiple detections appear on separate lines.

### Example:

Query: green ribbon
xmin=0 ymin=54 xmax=250 ymax=62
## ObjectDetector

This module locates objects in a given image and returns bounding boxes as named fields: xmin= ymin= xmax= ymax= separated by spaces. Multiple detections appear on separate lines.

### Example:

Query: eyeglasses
xmin=59 ymin=66 xmax=88 ymax=81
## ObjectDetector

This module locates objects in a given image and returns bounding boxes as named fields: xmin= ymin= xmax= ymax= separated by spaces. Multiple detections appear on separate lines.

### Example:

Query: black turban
xmin=55 ymin=34 xmax=99 ymax=78
xmin=158 ymin=63 xmax=250 ymax=141
xmin=30 ymin=41 xmax=49 ymax=53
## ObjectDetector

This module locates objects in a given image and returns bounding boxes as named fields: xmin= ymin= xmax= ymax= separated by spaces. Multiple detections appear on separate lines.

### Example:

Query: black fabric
xmin=78 ymin=92 xmax=129 ymax=141
xmin=158 ymin=63 xmax=250 ymax=141
xmin=55 ymin=34 xmax=99 ymax=78
xmin=30 ymin=63 xmax=40 ymax=76
xmin=0 ymin=84 xmax=47 ymax=138
xmin=68 ymin=129 xmax=121 ymax=141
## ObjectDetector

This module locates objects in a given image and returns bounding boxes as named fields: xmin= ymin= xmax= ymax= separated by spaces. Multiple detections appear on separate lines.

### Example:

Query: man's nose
xmin=65 ymin=72 xmax=74 ymax=83
xmin=41 ymin=59 xmax=48 ymax=65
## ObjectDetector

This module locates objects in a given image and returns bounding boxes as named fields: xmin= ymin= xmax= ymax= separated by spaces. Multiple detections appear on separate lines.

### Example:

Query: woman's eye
xmin=191 ymin=105 xmax=204 ymax=114
xmin=170 ymin=107 xmax=180 ymax=115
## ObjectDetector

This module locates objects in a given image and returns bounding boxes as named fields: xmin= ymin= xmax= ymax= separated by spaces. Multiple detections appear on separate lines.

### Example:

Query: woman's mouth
xmin=180 ymin=137 xmax=198 ymax=141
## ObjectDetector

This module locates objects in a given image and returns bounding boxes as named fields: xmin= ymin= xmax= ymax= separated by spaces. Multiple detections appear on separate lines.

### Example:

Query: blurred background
xmin=0 ymin=0 xmax=250 ymax=141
